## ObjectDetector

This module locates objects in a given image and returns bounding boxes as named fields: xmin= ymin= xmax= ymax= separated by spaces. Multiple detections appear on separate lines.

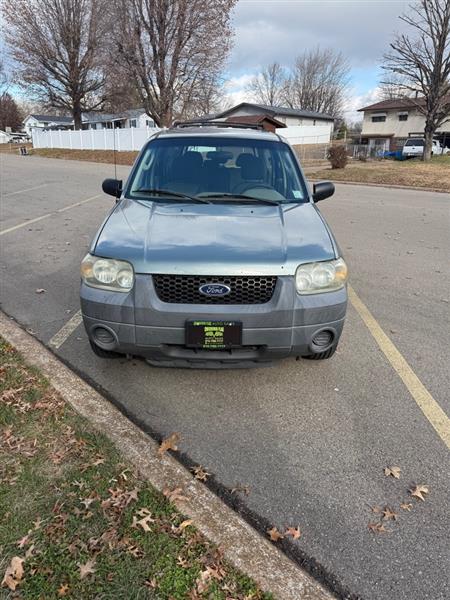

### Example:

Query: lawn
xmin=0 ymin=338 xmax=272 ymax=600
xmin=311 ymin=155 xmax=450 ymax=192
xmin=0 ymin=144 xmax=138 ymax=166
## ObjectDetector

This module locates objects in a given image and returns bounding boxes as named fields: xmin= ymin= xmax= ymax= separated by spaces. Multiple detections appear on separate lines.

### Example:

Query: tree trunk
xmin=423 ymin=125 xmax=434 ymax=162
xmin=73 ymin=101 xmax=82 ymax=130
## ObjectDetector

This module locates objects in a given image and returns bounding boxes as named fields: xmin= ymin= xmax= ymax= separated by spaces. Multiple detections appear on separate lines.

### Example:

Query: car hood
xmin=93 ymin=198 xmax=337 ymax=275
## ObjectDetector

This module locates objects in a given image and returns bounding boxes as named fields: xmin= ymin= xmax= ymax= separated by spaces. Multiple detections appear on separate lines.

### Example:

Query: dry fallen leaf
xmin=163 ymin=487 xmax=188 ymax=503
xmin=230 ymin=484 xmax=250 ymax=496
xmin=193 ymin=465 xmax=209 ymax=482
xmin=382 ymin=507 xmax=398 ymax=521
xmin=78 ymin=559 xmax=96 ymax=579
xmin=158 ymin=432 xmax=180 ymax=456
xmin=2 ymin=556 xmax=24 ymax=591
xmin=285 ymin=526 xmax=301 ymax=540
xmin=368 ymin=522 xmax=389 ymax=534
xmin=400 ymin=502 xmax=413 ymax=512
xmin=370 ymin=505 xmax=382 ymax=514
xmin=134 ymin=512 xmax=155 ymax=532
xmin=177 ymin=556 xmax=189 ymax=568
xmin=179 ymin=519 xmax=193 ymax=531
xmin=58 ymin=583 xmax=70 ymax=596
xmin=16 ymin=534 xmax=30 ymax=548
xmin=410 ymin=484 xmax=429 ymax=502
xmin=384 ymin=466 xmax=401 ymax=479
xmin=267 ymin=527 xmax=284 ymax=542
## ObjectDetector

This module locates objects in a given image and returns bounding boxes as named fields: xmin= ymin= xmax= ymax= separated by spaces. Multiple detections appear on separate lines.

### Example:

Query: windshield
xmin=126 ymin=136 xmax=308 ymax=203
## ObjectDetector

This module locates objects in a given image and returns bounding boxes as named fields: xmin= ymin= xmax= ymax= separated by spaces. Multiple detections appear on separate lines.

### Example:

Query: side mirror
xmin=313 ymin=181 xmax=335 ymax=203
xmin=102 ymin=178 xmax=122 ymax=198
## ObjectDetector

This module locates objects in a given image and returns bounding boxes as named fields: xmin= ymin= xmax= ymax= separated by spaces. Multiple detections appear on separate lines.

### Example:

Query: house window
xmin=130 ymin=119 xmax=137 ymax=128
xmin=146 ymin=119 xmax=154 ymax=127
xmin=398 ymin=113 xmax=408 ymax=121
xmin=371 ymin=115 xmax=386 ymax=123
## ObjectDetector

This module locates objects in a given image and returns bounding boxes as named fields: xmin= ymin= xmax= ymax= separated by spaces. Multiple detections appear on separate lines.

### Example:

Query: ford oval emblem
xmin=199 ymin=283 xmax=231 ymax=297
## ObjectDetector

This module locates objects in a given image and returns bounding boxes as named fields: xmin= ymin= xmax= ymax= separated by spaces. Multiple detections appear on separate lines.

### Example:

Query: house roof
xmin=225 ymin=114 xmax=286 ymax=128
xmin=26 ymin=114 xmax=73 ymax=123
xmin=358 ymin=96 xmax=450 ymax=112
xmin=215 ymin=102 xmax=335 ymax=121
xmin=82 ymin=108 xmax=148 ymax=124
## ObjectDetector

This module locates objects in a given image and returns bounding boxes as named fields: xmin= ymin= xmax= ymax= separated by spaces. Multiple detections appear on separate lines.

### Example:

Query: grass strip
xmin=0 ymin=337 xmax=272 ymax=600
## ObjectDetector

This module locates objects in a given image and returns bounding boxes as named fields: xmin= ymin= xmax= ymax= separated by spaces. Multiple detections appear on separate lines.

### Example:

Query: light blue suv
xmin=80 ymin=123 xmax=348 ymax=368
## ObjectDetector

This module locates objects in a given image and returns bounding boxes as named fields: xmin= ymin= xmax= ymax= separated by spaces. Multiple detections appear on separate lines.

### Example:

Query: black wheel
xmin=302 ymin=346 xmax=336 ymax=360
xmin=89 ymin=339 xmax=122 ymax=359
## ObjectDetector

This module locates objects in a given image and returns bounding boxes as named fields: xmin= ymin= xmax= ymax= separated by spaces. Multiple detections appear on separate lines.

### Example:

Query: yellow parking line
xmin=0 ymin=194 xmax=101 ymax=236
xmin=348 ymin=285 xmax=450 ymax=450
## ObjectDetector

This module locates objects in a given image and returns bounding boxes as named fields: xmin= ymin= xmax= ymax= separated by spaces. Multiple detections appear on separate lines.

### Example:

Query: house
xmin=213 ymin=102 xmax=334 ymax=127
xmin=23 ymin=109 xmax=156 ymax=135
xmin=81 ymin=109 xmax=156 ymax=130
xmin=225 ymin=114 xmax=286 ymax=132
xmin=201 ymin=102 xmax=334 ymax=144
xmin=23 ymin=114 xmax=73 ymax=136
xmin=358 ymin=97 xmax=450 ymax=152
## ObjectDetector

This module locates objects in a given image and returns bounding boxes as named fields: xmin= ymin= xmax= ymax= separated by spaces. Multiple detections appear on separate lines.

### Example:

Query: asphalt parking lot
xmin=1 ymin=152 xmax=449 ymax=600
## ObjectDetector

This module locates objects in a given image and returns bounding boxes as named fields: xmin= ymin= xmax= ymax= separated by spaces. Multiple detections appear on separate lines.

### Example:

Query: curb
xmin=0 ymin=311 xmax=335 ymax=600
xmin=307 ymin=178 xmax=449 ymax=194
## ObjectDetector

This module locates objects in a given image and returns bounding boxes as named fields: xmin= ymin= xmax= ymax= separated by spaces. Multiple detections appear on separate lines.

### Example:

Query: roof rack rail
xmin=171 ymin=120 xmax=265 ymax=131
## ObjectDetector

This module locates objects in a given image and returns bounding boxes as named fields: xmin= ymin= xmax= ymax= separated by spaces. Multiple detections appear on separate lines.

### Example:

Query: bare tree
xmin=112 ymin=0 xmax=237 ymax=127
xmin=378 ymin=74 xmax=411 ymax=100
xmin=284 ymin=48 xmax=350 ymax=118
xmin=4 ymin=0 xmax=110 ymax=129
xmin=246 ymin=62 xmax=286 ymax=106
xmin=177 ymin=75 xmax=228 ymax=121
xmin=0 ymin=94 xmax=23 ymax=131
xmin=382 ymin=0 xmax=450 ymax=160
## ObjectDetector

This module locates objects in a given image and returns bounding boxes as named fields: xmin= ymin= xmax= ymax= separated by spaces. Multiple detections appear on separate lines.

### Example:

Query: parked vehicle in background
xmin=7 ymin=132 xmax=31 ymax=143
xmin=80 ymin=123 xmax=348 ymax=368
xmin=402 ymin=138 xmax=449 ymax=158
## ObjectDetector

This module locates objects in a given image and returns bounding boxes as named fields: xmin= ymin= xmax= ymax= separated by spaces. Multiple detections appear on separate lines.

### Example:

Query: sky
xmin=224 ymin=0 xmax=412 ymax=122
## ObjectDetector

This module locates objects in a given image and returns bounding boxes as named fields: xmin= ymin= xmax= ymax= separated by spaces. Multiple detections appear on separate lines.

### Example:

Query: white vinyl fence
xmin=32 ymin=127 xmax=160 ymax=151
xmin=32 ymin=123 xmax=332 ymax=152
xmin=276 ymin=125 xmax=333 ymax=145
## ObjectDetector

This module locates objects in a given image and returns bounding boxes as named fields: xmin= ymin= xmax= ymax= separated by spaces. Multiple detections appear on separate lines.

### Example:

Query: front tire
xmin=302 ymin=346 xmax=336 ymax=360
xmin=89 ymin=340 xmax=122 ymax=359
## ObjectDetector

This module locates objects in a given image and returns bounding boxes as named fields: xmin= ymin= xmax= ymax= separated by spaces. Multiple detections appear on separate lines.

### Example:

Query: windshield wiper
xmin=199 ymin=193 xmax=280 ymax=205
xmin=134 ymin=188 xmax=210 ymax=204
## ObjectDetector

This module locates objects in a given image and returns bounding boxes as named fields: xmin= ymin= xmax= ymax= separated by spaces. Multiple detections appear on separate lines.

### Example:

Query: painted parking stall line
xmin=49 ymin=310 xmax=83 ymax=349
xmin=348 ymin=284 xmax=450 ymax=450
xmin=0 ymin=194 xmax=101 ymax=236
xmin=2 ymin=183 xmax=49 ymax=198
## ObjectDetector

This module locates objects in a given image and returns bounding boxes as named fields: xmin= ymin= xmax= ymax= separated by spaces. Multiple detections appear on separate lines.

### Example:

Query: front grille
xmin=153 ymin=274 xmax=277 ymax=304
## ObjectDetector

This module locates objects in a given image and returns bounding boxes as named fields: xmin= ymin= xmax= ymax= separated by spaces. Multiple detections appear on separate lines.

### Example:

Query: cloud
xmin=229 ymin=0 xmax=411 ymax=72
xmin=222 ymin=1 xmax=412 ymax=120
xmin=343 ymin=87 xmax=382 ymax=123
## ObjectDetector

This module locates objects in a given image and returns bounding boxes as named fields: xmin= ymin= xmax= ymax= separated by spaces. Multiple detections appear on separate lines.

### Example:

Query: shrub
xmin=327 ymin=145 xmax=348 ymax=169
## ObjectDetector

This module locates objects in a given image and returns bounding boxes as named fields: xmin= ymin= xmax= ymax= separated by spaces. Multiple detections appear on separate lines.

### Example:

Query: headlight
xmin=295 ymin=258 xmax=348 ymax=294
xmin=81 ymin=254 xmax=134 ymax=292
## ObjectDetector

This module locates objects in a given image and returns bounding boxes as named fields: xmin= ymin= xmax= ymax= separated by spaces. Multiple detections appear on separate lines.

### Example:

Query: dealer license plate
xmin=185 ymin=321 xmax=242 ymax=349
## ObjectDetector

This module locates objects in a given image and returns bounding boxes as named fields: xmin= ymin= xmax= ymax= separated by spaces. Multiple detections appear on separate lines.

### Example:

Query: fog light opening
xmin=92 ymin=326 xmax=117 ymax=349
xmin=312 ymin=329 xmax=334 ymax=348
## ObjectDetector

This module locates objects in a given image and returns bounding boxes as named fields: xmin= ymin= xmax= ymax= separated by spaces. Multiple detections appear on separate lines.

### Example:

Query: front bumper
xmin=80 ymin=275 xmax=347 ymax=367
